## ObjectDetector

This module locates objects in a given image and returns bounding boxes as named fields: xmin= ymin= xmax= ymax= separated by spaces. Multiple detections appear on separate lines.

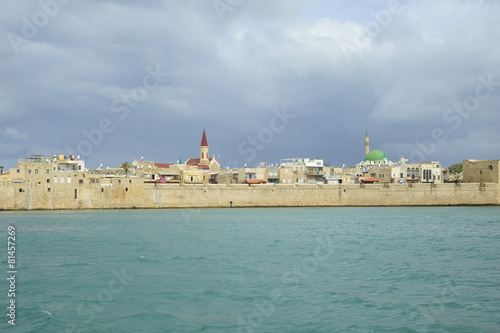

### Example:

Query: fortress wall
xmin=0 ymin=181 xmax=498 ymax=210
xmin=0 ymin=181 xmax=17 ymax=210
xmin=114 ymin=182 xmax=499 ymax=208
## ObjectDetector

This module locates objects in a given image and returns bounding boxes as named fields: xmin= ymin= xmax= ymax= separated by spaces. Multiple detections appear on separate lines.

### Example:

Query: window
xmin=54 ymin=177 xmax=58 ymax=183
xmin=79 ymin=179 xmax=84 ymax=184
xmin=48 ymin=188 xmax=51 ymax=192
xmin=35 ymin=169 xmax=38 ymax=175
xmin=125 ymin=187 xmax=128 ymax=192
xmin=19 ymin=188 xmax=22 ymax=192
xmin=47 ymin=179 xmax=50 ymax=183
xmin=16 ymin=169 xmax=20 ymax=173
xmin=489 ymin=165 xmax=493 ymax=170
xmin=28 ymin=169 xmax=32 ymax=174
xmin=101 ymin=188 xmax=104 ymax=192
xmin=74 ymin=189 xmax=77 ymax=199
xmin=46 ymin=169 xmax=50 ymax=175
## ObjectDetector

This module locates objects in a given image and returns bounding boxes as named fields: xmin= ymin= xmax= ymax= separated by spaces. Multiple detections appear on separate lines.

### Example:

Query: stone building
xmin=280 ymin=158 xmax=326 ymax=184
xmin=3 ymin=154 xmax=86 ymax=183
xmin=463 ymin=159 xmax=500 ymax=183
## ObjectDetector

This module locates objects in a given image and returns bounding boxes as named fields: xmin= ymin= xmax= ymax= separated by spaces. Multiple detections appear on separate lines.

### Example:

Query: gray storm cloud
xmin=0 ymin=0 xmax=499 ymax=169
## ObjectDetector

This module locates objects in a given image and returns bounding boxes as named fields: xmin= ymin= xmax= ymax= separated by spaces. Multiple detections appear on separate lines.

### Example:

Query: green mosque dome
xmin=364 ymin=149 xmax=387 ymax=162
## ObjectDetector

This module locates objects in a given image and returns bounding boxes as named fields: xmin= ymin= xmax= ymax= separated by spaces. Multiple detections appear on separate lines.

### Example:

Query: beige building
xmin=366 ymin=167 xmax=393 ymax=183
xmin=463 ymin=159 xmax=500 ymax=183
xmin=420 ymin=161 xmax=444 ymax=183
xmin=280 ymin=158 xmax=326 ymax=184
xmin=1 ymin=154 xmax=90 ymax=200
xmin=277 ymin=167 xmax=295 ymax=184
xmin=3 ymin=154 xmax=86 ymax=182
xmin=326 ymin=167 xmax=358 ymax=184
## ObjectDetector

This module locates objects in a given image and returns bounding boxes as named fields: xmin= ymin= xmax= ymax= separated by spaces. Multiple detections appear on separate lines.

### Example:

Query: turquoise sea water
xmin=0 ymin=207 xmax=499 ymax=332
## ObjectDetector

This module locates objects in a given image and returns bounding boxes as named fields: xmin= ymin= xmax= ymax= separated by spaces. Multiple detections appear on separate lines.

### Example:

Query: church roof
xmin=155 ymin=163 xmax=172 ymax=168
xmin=201 ymin=130 xmax=208 ymax=147
xmin=364 ymin=150 xmax=387 ymax=162
xmin=186 ymin=158 xmax=213 ymax=166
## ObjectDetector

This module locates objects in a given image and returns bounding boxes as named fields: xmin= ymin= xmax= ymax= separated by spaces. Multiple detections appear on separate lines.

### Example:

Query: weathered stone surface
xmin=1 ymin=181 xmax=498 ymax=210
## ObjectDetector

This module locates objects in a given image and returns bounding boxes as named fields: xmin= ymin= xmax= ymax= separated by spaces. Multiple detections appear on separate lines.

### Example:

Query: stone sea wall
xmin=0 ymin=180 xmax=499 ymax=210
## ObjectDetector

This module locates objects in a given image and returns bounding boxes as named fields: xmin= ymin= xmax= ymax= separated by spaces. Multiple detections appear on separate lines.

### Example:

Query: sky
xmin=1 ymin=0 xmax=499 ymax=169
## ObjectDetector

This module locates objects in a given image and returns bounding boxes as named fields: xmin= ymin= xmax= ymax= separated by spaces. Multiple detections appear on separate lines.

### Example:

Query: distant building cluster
xmin=1 ymin=130 xmax=499 ymax=186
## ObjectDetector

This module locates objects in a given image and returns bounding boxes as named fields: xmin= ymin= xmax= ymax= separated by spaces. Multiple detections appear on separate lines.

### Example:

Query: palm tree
xmin=120 ymin=162 xmax=133 ymax=177
xmin=0 ymin=166 xmax=3 ymax=174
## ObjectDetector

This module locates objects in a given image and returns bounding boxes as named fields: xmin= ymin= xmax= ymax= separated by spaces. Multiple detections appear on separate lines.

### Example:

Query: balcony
xmin=305 ymin=170 xmax=324 ymax=176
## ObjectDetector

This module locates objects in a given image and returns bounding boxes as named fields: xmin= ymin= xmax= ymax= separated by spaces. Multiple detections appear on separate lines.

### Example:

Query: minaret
xmin=365 ymin=129 xmax=370 ymax=157
xmin=200 ymin=129 xmax=209 ymax=165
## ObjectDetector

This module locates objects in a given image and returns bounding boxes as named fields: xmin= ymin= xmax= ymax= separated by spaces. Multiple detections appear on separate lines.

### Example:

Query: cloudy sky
xmin=1 ymin=0 xmax=499 ymax=169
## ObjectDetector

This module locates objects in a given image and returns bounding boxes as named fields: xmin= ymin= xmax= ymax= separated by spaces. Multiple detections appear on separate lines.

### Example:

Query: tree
xmin=448 ymin=163 xmax=463 ymax=174
xmin=0 ymin=166 xmax=3 ymax=174
xmin=120 ymin=162 xmax=133 ymax=177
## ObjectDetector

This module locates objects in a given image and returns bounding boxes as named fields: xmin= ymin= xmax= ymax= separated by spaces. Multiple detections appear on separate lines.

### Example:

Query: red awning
xmin=360 ymin=177 xmax=379 ymax=183
xmin=246 ymin=179 xmax=267 ymax=184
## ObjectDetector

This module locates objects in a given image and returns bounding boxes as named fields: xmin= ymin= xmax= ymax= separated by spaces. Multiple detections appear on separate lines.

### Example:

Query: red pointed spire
xmin=200 ymin=129 xmax=208 ymax=147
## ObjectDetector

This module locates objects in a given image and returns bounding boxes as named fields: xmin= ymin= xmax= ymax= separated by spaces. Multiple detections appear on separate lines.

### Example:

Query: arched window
xmin=488 ymin=165 xmax=493 ymax=170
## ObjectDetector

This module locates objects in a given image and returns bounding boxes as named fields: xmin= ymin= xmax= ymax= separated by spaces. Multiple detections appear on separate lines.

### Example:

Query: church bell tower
xmin=200 ymin=129 xmax=209 ymax=165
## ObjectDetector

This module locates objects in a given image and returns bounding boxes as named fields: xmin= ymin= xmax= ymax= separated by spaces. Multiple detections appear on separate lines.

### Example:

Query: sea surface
xmin=0 ymin=207 xmax=499 ymax=333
